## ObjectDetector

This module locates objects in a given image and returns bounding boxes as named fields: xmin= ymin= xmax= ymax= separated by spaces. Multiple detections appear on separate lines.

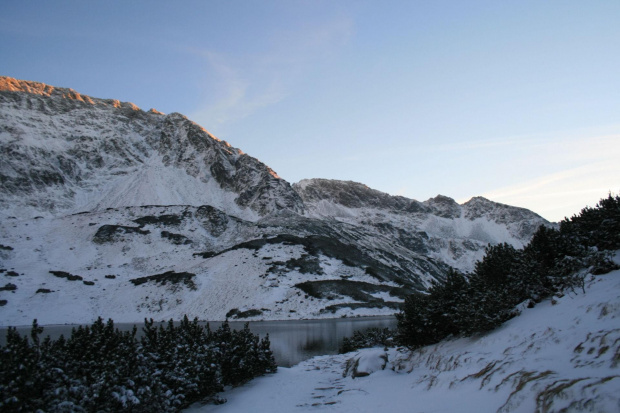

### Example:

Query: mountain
xmin=0 ymin=77 xmax=550 ymax=325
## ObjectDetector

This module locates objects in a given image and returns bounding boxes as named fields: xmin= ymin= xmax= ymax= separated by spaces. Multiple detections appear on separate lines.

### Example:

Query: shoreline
xmin=0 ymin=313 xmax=398 ymax=330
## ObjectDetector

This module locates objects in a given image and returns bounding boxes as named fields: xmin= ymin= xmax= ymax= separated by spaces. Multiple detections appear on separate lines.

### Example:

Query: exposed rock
xmin=226 ymin=308 xmax=263 ymax=319
xmin=93 ymin=225 xmax=150 ymax=244
xmin=49 ymin=271 xmax=83 ymax=281
xmin=294 ymin=179 xmax=426 ymax=213
xmin=424 ymin=195 xmax=461 ymax=219
xmin=0 ymin=283 xmax=17 ymax=291
xmin=195 ymin=205 xmax=229 ymax=237
xmin=161 ymin=231 xmax=192 ymax=245
xmin=130 ymin=271 xmax=196 ymax=290
xmin=134 ymin=214 xmax=184 ymax=227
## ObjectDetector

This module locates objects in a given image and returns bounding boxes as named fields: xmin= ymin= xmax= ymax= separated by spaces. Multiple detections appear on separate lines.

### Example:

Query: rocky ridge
xmin=0 ymin=76 xmax=303 ymax=221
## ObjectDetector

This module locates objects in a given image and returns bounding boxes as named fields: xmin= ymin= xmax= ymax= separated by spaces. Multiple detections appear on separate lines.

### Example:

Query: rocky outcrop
xmin=294 ymin=179 xmax=427 ymax=214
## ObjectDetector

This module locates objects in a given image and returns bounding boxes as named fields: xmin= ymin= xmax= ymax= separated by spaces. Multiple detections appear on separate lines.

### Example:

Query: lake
xmin=0 ymin=316 xmax=397 ymax=367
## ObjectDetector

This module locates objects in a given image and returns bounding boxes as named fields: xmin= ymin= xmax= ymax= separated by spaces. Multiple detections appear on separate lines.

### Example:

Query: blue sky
xmin=1 ymin=0 xmax=619 ymax=221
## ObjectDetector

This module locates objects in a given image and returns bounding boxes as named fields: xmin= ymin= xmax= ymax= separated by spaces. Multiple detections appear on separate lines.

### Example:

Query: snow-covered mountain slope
xmin=0 ymin=204 xmax=447 ymax=324
xmin=294 ymin=179 xmax=548 ymax=271
xmin=189 ymin=263 xmax=620 ymax=413
xmin=1 ymin=77 xmax=551 ymax=324
xmin=0 ymin=76 xmax=303 ymax=221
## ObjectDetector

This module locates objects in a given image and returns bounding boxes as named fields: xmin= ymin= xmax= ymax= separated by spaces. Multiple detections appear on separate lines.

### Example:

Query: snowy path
xmin=186 ymin=355 xmax=353 ymax=412
xmin=186 ymin=349 xmax=504 ymax=413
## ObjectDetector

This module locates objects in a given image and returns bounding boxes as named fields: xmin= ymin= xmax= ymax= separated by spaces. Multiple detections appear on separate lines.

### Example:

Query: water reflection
xmin=0 ymin=316 xmax=397 ymax=367
xmin=302 ymin=338 xmax=326 ymax=352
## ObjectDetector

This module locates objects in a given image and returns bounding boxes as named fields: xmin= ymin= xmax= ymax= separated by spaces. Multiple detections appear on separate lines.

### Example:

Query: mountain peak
xmin=463 ymin=195 xmax=493 ymax=204
xmin=293 ymin=178 xmax=423 ymax=212
xmin=0 ymin=76 xmax=57 ymax=96
xmin=0 ymin=75 xmax=142 ymax=112
xmin=0 ymin=76 xmax=304 ymax=220
xmin=423 ymin=195 xmax=461 ymax=218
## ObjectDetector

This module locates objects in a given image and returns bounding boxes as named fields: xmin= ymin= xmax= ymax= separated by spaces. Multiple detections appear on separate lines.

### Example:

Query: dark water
xmin=0 ymin=316 xmax=396 ymax=367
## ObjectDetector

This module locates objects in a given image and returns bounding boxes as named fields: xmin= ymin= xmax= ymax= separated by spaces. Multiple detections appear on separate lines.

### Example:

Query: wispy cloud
xmin=188 ymin=17 xmax=353 ymax=129
xmin=477 ymin=134 xmax=620 ymax=221
xmin=192 ymin=50 xmax=288 ymax=126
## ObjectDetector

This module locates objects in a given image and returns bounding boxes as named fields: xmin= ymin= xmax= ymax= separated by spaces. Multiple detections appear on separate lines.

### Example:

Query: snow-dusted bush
xmin=0 ymin=316 xmax=276 ymax=412
xmin=339 ymin=327 xmax=394 ymax=353
xmin=210 ymin=321 xmax=277 ymax=387
xmin=560 ymin=193 xmax=620 ymax=251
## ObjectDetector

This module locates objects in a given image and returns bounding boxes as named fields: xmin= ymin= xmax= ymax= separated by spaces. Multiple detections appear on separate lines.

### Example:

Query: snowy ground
xmin=187 ymin=265 xmax=620 ymax=413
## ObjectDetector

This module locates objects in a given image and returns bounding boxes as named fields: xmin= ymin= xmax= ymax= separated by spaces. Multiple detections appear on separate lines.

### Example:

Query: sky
xmin=1 ymin=0 xmax=619 ymax=222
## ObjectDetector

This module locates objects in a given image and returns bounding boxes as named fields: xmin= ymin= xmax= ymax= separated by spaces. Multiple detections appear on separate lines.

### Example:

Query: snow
xmin=186 ymin=268 xmax=620 ymax=413
xmin=0 ymin=195 xmax=549 ymax=325
xmin=72 ymin=157 xmax=259 ymax=222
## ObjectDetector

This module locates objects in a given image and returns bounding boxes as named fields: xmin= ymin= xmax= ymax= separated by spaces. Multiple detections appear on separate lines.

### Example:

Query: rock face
xmin=0 ymin=76 xmax=304 ymax=221
xmin=0 ymin=77 xmax=551 ymax=324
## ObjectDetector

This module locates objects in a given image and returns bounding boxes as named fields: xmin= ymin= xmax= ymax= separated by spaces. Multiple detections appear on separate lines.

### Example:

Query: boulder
xmin=343 ymin=349 xmax=388 ymax=378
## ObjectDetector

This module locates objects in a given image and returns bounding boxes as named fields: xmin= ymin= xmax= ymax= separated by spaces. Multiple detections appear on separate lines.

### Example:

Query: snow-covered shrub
xmin=0 ymin=316 xmax=276 ymax=412
xmin=140 ymin=316 xmax=222 ymax=408
xmin=210 ymin=321 xmax=277 ymax=387
xmin=339 ymin=327 xmax=394 ymax=353
xmin=343 ymin=349 xmax=388 ymax=378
